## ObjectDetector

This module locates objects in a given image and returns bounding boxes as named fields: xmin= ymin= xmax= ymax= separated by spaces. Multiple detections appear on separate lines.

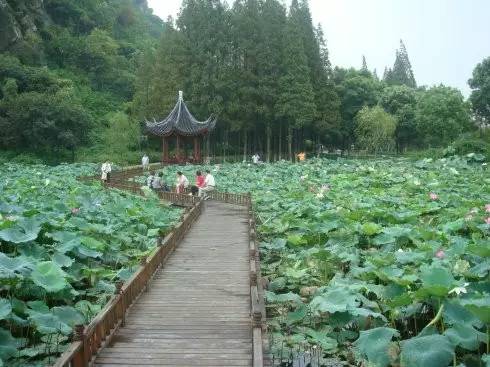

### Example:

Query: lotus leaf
xmin=445 ymin=324 xmax=486 ymax=351
xmin=400 ymin=334 xmax=454 ymax=367
xmin=31 ymin=262 xmax=69 ymax=293
xmin=0 ymin=299 xmax=12 ymax=320
xmin=0 ymin=329 xmax=19 ymax=360
xmin=354 ymin=327 xmax=399 ymax=367
xmin=0 ymin=217 xmax=42 ymax=244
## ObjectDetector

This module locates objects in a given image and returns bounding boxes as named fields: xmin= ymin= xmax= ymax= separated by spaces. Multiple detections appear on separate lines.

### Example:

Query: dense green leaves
xmin=0 ymin=163 xmax=181 ymax=364
xmin=152 ymin=157 xmax=489 ymax=365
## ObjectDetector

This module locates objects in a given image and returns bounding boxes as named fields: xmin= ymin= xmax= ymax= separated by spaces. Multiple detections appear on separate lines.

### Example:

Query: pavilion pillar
xmin=193 ymin=137 xmax=199 ymax=162
xmin=162 ymin=137 xmax=169 ymax=163
xmin=176 ymin=135 xmax=181 ymax=161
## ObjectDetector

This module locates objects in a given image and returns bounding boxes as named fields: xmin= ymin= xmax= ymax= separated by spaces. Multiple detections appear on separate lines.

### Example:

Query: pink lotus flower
xmin=435 ymin=249 xmax=445 ymax=259
xmin=485 ymin=204 xmax=490 ymax=213
xmin=485 ymin=217 xmax=490 ymax=225
xmin=71 ymin=208 xmax=80 ymax=215
xmin=429 ymin=193 xmax=438 ymax=201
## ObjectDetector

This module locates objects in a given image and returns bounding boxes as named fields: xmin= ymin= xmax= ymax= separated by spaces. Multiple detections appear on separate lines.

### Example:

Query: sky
xmin=146 ymin=0 xmax=490 ymax=97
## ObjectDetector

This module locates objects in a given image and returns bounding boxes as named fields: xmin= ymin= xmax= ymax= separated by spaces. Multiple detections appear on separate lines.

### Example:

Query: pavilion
xmin=145 ymin=91 xmax=216 ymax=164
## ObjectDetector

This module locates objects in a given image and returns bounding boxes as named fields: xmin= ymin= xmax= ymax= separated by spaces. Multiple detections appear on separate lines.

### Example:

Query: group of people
xmin=146 ymin=168 xmax=216 ymax=200
xmin=141 ymin=153 xmax=216 ymax=199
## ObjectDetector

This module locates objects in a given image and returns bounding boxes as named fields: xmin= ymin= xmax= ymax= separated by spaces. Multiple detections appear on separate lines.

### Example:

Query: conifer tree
xmin=276 ymin=7 xmax=315 ymax=161
xmin=386 ymin=40 xmax=416 ymax=87
xmin=362 ymin=56 xmax=368 ymax=72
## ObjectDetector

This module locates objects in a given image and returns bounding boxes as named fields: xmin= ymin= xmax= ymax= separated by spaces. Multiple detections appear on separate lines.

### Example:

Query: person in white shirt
xmin=252 ymin=153 xmax=260 ymax=164
xmin=199 ymin=170 xmax=216 ymax=200
xmin=101 ymin=161 xmax=112 ymax=182
xmin=147 ymin=171 xmax=155 ymax=188
xmin=176 ymin=171 xmax=189 ymax=193
xmin=142 ymin=154 xmax=149 ymax=170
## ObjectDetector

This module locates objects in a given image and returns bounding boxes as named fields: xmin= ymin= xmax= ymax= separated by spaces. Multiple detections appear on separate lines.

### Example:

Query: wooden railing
xmin=248 ymin=199 xmax=267 ymax=367
xmin=67 ymin=167 xmax=266 ymax=366
xmin=105 ymin=181 xmax=200 ymax=207
xmin=53 ymin=200 xmax=202 ymax=367
xmin=209 ymin=191 xmax=251 ymax=206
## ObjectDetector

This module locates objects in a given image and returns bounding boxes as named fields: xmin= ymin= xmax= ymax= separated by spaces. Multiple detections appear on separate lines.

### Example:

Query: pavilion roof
xmin=145 ymin=92 xmax=216 ymax=137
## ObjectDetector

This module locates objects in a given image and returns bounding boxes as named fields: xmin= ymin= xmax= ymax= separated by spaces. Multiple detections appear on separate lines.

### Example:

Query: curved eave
xmin=146 ymin=117 xmax=216 ymax=138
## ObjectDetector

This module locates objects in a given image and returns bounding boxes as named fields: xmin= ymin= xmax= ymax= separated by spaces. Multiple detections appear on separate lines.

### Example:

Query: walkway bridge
xmin=54 ymin=172 xmax=268 ymax=367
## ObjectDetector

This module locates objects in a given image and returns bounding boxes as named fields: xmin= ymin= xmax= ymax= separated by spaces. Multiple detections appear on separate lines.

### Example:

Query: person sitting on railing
xmin=153 ymin=172 xmax=170 ymax=192
xmin=176 ymin=171 xmax=189 ymax=194
xmin=199 ymin=170 xmax=215 ymax=200
xmin=190 ymin=170 xmax=205 ymax=196
xmin=146 ymin=171 xmax=155 ymax=188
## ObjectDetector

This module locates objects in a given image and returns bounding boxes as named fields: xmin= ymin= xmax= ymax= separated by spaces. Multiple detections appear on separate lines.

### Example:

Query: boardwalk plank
xmin=95 ymin=202 xmax=252 ymax=366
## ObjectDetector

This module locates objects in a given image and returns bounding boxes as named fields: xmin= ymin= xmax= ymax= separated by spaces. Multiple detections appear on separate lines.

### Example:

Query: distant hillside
xmin=0 ymin=0 xmax=163 ymax=161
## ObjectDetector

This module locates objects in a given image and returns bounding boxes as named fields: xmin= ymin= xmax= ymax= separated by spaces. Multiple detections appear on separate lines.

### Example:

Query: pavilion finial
xmin=178 ymin=91 xmax=183 ymax=101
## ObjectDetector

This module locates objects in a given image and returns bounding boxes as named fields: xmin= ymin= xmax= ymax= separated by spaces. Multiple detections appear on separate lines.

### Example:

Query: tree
xmin=256 ymin=0 xmax=288 ymax=161
xmin=384 ymin=40 xmax=416 ymax=88
xmin=354 ymin=106 xmax=396 ymax=153
xmin=334 ymin=68 xmax=382 ymax=148
xmin=468 ymin=56 xmax=490 ymax=125
xmin=276 ymin=6 xmax=316 ymax=161
xmin=415 ymin=85 xmax=471 ymax=147
xmin=380 ymin=85 xmax=418 ymax=150
xmin=361 ymin=55 xmax=369 ymax=73
xmin=99 ymin=111 xmax=140 ymax=158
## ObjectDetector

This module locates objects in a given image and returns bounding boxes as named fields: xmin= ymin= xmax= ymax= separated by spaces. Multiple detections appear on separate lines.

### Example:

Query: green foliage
xmin=355 ymin=106 xmax=397 ymax=153
xmin=147 ymin=157 xmax=489 ymax=364
xmin=380 ymin=85 xmax=418 ymax=150
xmin=415 ymin=85 xmax=472 ymax=147
xmin=0 ymin=163 xmax=181 ymax=365
xmin=98 ymin=111 xmax=141 ymax=158
xmin=469 ymin=56 xmax=490 ymax=125
xmin=0 ymin=0 xmax=163 ymax=161
xmin=333 ymin=68 xmax=382 ymax=147
xmin=384 ymin=40 xmax=416 ymax=88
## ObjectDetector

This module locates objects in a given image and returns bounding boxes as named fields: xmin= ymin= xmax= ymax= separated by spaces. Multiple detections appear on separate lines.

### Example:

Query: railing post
xmin=73 ymin=324 xmax=88 ymax=367
xmin=115 ymin=281 xmax=125 ymax=327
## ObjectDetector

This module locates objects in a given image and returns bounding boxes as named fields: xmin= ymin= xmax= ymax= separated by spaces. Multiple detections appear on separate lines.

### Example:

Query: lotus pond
xmin=140 ymin=156 xmax=489 ymax=367
xmin=0 ymin=164 xmax=181 ymax=366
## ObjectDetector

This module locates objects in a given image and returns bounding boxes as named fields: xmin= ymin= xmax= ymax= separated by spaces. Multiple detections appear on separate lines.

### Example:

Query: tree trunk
xmin=266 ymin=123 xmax=271 ymax=163
xmin=243 ymin=130 xmax=248 ymax=162
xmin=288 ymin=125 xmax=293 ymax=162
xmin=278 ymin=124 xmax=283 ymax=160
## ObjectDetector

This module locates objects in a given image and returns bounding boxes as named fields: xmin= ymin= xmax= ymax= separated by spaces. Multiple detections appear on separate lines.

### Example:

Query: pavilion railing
xmin=53 ymin=199 xmax=203 ymax=367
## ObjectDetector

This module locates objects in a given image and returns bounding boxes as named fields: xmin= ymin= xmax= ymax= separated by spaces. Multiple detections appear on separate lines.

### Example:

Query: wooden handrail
xmin=65 ymin=167 xmax=265 ymax=366
xmin=248 ymin=197 xmax=267 ymax=367
xmin=53 ymin=200 xmax=202 ymax=367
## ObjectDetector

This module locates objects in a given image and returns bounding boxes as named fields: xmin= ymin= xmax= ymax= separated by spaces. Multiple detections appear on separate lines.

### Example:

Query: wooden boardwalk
xmin=95 ymin=201 xmax=252 ymax=367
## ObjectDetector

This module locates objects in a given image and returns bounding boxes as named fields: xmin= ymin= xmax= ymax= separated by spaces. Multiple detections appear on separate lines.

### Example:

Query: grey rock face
xmin=0 ymin=1 xmax=23 ymax=51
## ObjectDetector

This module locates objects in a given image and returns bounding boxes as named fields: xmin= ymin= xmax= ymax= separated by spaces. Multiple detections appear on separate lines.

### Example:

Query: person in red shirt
xmin=191 ymin=171 xmax=205 ymax=196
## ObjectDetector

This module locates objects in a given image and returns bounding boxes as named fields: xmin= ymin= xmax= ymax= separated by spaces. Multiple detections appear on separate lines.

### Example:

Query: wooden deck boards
xmin=95 ymin=201 xmax=252 ymax=366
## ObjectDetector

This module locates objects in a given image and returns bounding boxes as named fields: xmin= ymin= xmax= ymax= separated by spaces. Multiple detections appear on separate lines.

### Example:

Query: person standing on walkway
xmin=101 ymin=160 xmax=112 ymax=182
xmin=142 ymin=153 xmax=150 ymax=171
xmin=176 ymin=171 xmax=189 ymax=193
xmin=199 ymin=170 xmax=216 ymax=200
